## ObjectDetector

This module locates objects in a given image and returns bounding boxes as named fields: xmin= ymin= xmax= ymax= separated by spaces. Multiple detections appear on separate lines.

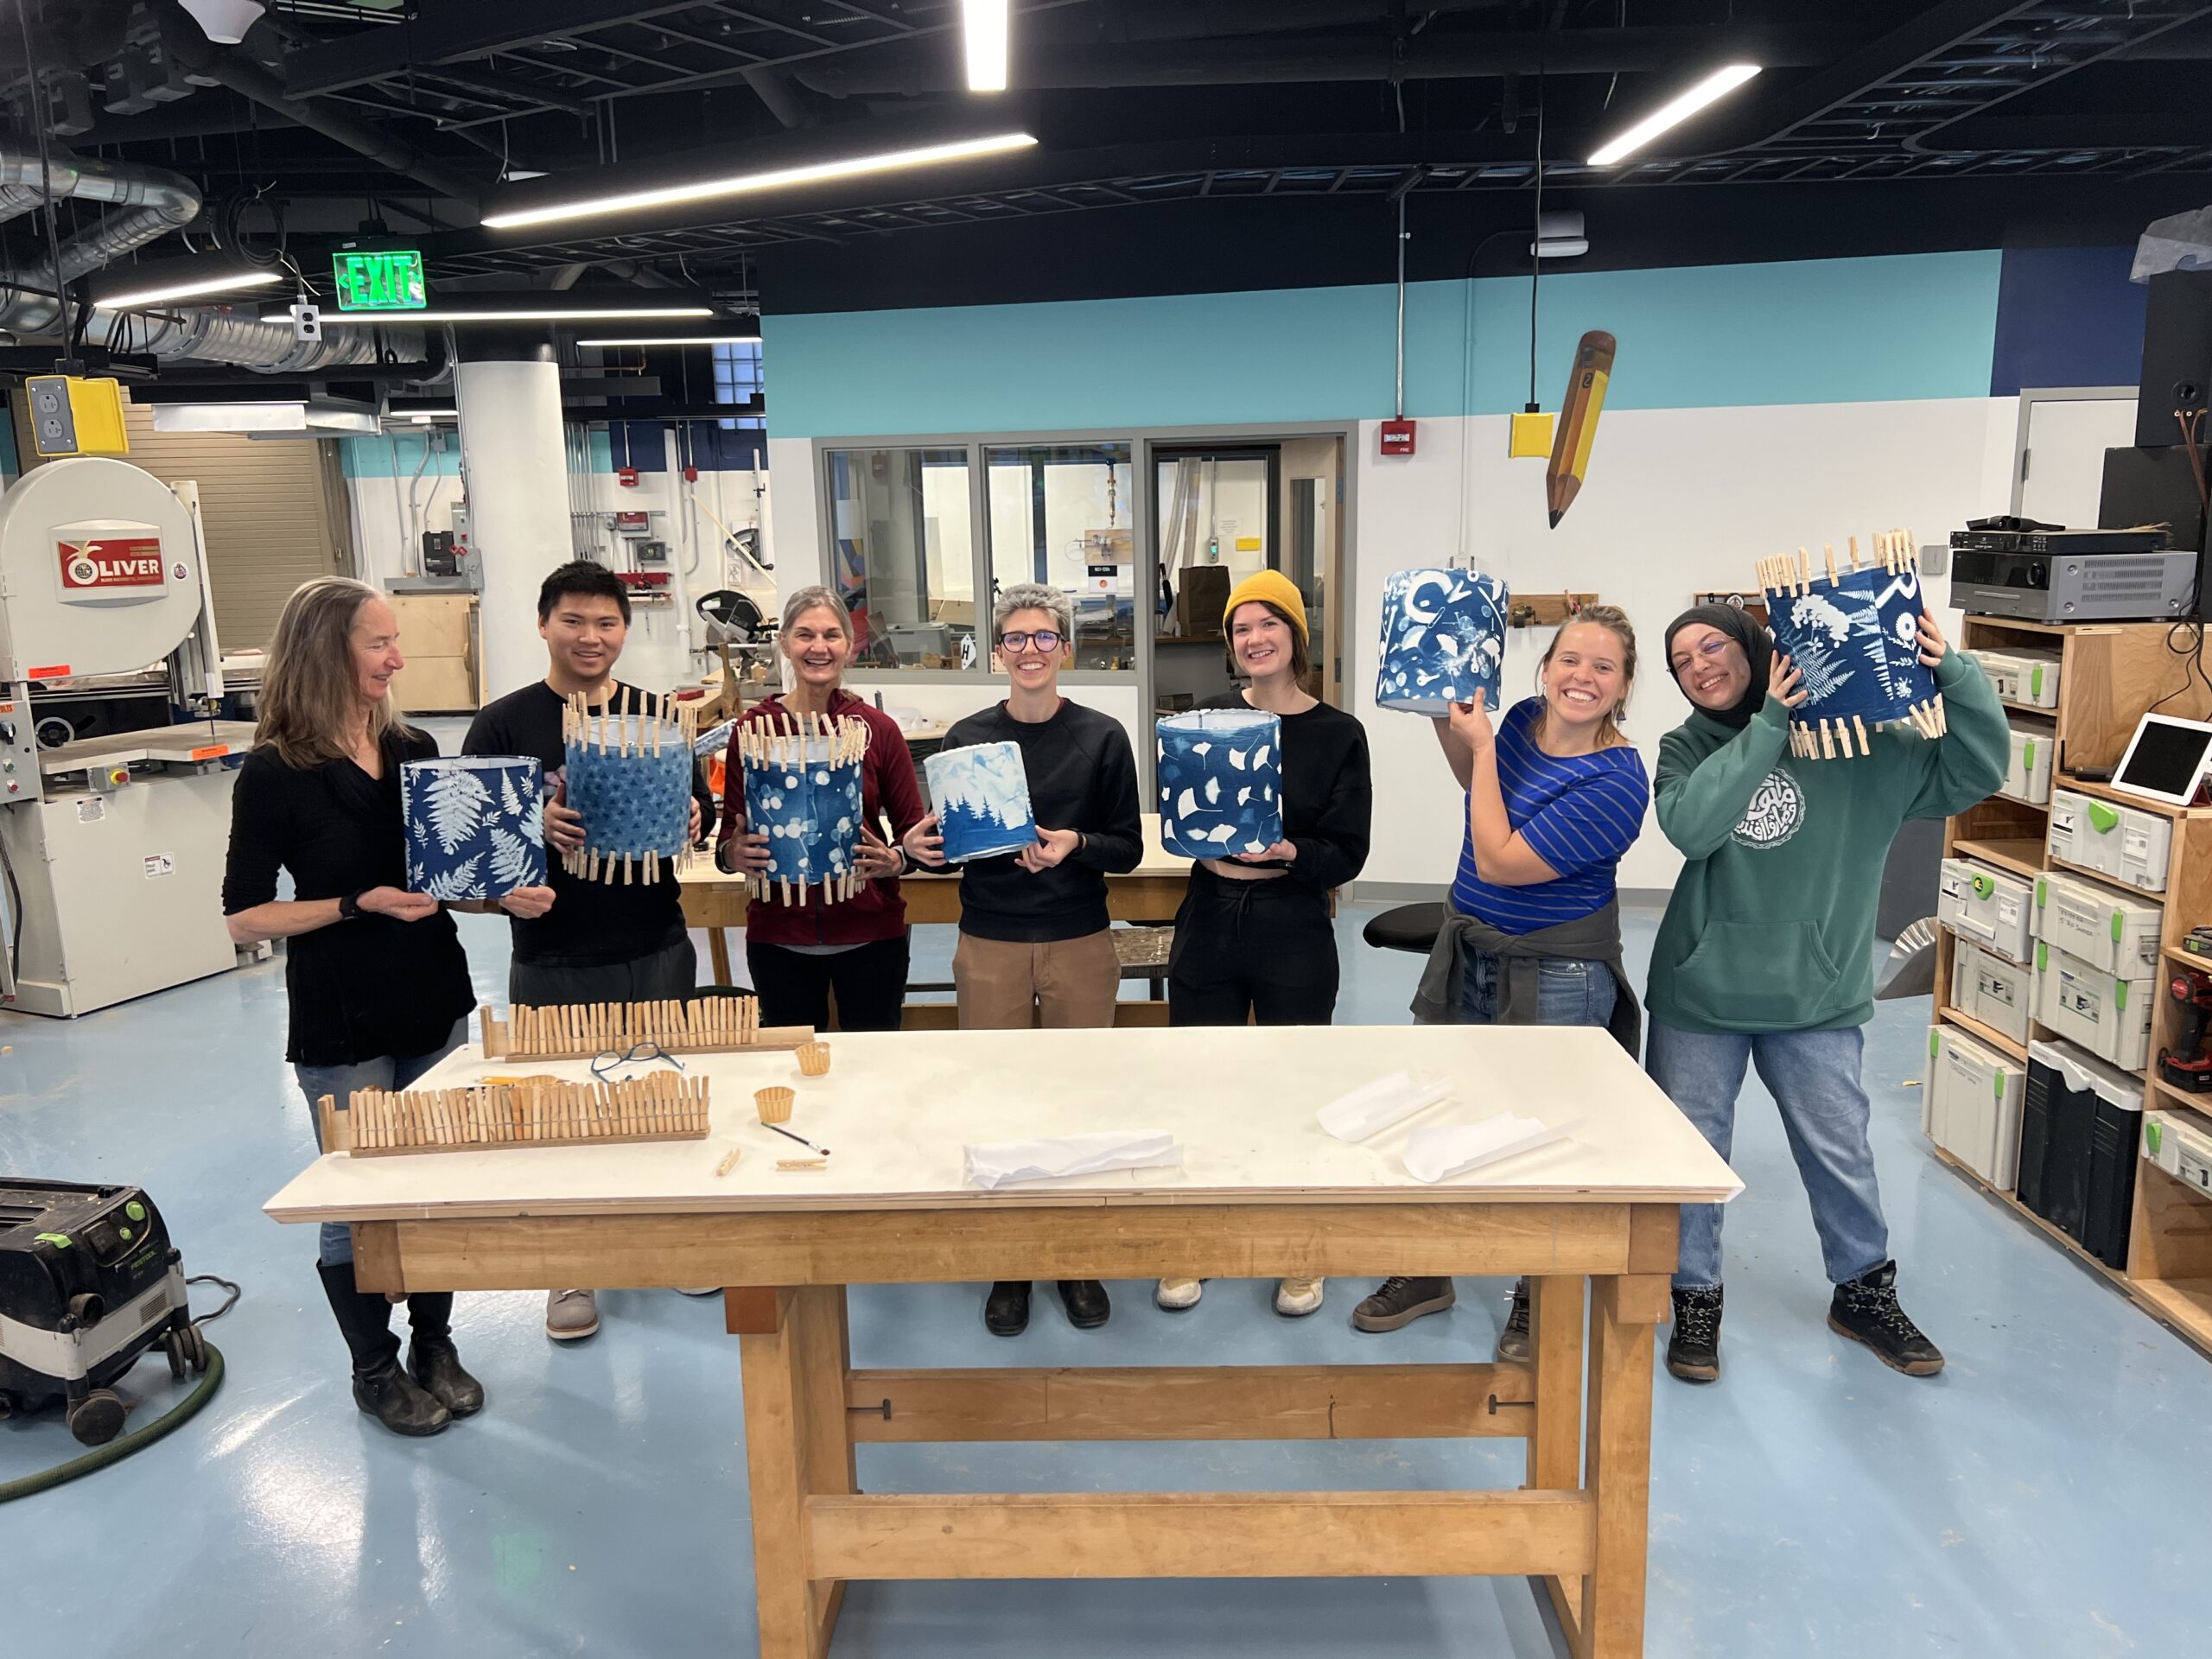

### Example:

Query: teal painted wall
xmin=340 ymin=429 xmax=617 ymax=478
xmin=765 ymin=250 xmax=2004 ymax=439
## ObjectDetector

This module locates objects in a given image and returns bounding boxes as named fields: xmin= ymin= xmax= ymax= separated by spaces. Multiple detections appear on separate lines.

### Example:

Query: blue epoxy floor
xmin=4 ymin=898 xmax=2208 ymax=1658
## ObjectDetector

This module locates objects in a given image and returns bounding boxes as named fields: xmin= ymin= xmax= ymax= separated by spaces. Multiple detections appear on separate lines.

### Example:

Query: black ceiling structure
xmin=3 ymin=0 xmax=2209 ymax=324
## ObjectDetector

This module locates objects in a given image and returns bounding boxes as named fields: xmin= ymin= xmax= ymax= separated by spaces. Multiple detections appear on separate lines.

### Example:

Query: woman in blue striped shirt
xmin=1354 ymin=606 xmax=1650 ymax=1347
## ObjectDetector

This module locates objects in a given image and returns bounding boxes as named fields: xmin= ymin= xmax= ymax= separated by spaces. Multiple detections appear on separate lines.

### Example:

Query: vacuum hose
xmin=0 ymin=1343 xmax=226 ymax=1503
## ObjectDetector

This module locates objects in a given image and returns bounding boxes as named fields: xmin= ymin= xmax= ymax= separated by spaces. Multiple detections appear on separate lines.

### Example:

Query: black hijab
xmin=1663 ymin=603 xmax=1773 ymax=730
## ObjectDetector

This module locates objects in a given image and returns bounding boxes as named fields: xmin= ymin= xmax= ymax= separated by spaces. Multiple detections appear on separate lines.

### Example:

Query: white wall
xmin=1350 ymin=397 xmax=2021 ymax=893
xmin=346 ymin=434 xmax=774 ymax=700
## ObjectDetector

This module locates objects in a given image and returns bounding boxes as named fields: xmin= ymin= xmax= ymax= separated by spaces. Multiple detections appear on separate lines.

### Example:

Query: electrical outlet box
xmin=1510 ymin=410 xmax=1554 ymax=458
xmin=26 ymin=375 xmax=130 ymax=456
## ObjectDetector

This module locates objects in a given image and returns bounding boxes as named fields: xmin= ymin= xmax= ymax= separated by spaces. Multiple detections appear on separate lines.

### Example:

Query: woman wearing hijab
xmin=1649 ymin=602 xmax=2006 ymax=1384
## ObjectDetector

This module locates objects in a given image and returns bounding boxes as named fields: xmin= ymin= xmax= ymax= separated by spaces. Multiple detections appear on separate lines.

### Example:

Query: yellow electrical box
xmin=1509 ymin=409 xmax=1554 ymax=459
xmin=25 ymin=375 xmax=130 ymax=457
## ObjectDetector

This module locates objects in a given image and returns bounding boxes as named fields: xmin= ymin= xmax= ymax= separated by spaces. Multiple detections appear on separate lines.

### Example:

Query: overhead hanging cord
xmin=1529 ymin=75 xmax=1545 ymax=410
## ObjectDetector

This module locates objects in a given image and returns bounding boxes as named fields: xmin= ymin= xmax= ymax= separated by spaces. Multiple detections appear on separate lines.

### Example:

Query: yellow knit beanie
xmin=1221 ymin=569 xmax=1309 ymax=641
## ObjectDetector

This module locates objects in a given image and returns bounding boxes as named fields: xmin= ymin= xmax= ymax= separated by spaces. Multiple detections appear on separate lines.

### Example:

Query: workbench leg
xmin=739 ymin=1285 xmax=854 ymax=1658
xmin=1579 ymin=1275 xmax=1658 ymax=1659
xmin=1528 ymin=1274 xmax=1586 ymax=1648
xmin=708 ymin=925 xmax=733 ymax=988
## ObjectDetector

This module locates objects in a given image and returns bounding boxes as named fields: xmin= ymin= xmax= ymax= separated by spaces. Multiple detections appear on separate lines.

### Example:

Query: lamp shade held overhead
xmin=1375 ymin=569 xmax=1510 ymax=716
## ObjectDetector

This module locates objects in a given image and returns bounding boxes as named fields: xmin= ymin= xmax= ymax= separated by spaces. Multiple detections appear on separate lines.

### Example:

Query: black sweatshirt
xmin=464 ymin=679 xmax=714 ymax=969
xmin=942 ymin=699 xmax=1142 ymax=942
xmin=221 ymin=728 xmax=474 ymax=1067
xmin=1192 ymin=690 xmax=1372 ymax=892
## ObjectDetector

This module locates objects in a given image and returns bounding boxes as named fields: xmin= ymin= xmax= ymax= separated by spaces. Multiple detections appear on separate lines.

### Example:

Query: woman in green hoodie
xmin=1649 ymin=601 xmax=2005 ymax=1384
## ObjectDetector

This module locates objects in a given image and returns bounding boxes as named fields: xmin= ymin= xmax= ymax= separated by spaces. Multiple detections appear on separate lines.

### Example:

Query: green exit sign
xmin=332 ymin=250 xmax=426 ymax=311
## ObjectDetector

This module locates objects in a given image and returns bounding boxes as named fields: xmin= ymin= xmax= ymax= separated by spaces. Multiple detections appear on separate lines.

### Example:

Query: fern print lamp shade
xmin=1375 ymin=568 xmax=1510 ymax=715
xmin=1757 ymin=534 xmax=1944 ymax=760
xmin=737 ymin=717 xmax=869 ymax=905
xmin=403 ymin=756 xmax=545 ymax=900
xmin=925 ymin=741 xmax=1038 ymax=865
xmin=1157 ymin=710 xmax=1282 ymax=858
xmin=563 ymin=696 xmax=698 ymax=883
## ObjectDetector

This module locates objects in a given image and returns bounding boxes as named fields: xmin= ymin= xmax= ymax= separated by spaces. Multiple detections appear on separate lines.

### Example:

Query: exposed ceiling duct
xmin=96 ymin=305 xmax=420 ymax=374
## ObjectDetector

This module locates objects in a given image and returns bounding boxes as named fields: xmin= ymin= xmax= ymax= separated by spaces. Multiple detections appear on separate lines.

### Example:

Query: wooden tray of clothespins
xmin=319 ymin=1072 xmax=710 ymax=1158
xmin=479 ymin=998 xmax=814 ymax=1062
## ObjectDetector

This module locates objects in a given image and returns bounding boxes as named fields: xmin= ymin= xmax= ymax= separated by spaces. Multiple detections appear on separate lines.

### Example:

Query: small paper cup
xmin=796 ymin=1041 xmax=831 ymax=1078
xmin=754 ymin=1086 xmax=794 ymax=1125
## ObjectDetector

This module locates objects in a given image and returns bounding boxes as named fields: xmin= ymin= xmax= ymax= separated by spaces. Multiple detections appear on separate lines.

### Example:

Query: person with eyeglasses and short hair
xmin=903 ymin=582 xmax=1142 ymax=1338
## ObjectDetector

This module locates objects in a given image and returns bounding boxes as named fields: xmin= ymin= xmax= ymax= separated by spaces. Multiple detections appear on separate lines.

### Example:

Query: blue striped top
xmin=1451 ymin=698 xmax=1650 ymax=933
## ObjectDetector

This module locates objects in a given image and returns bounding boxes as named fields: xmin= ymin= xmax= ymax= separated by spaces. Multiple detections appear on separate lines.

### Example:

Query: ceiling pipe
xmin=793 ymin=27 xmax=1840 ymax=96
xmin=98 ymin=303 xmax=421 ymax=372
xmin=741 ymin=66 xmax=815 ymax=131
xmin=0 ymin=150 xmax=203 ymax=334
xmin=165 ymin=37 xmax=486 ymax=206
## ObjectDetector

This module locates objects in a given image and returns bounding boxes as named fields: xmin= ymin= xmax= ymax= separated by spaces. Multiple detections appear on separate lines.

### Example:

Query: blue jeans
xmin=1457 ymin=951 xmax=1618 ymax=1028
xmin=1646 ymin=1021 xmax=1889 ymax=1291
xmin=294 ymin=1017 xmax=468 ymax=1267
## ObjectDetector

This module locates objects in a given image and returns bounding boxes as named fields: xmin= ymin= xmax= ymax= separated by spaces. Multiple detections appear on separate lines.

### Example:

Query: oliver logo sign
xmin=59 ymin=536 xmax=165 ymax=590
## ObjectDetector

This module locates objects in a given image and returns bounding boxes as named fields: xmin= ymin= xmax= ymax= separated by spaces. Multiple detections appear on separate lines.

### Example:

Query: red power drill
xmin=2159 ymin=968 xmax=2212 ymax=1091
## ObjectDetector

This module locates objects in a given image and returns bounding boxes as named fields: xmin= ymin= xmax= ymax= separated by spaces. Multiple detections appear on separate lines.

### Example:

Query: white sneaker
xmin=545 ymin=1287 xmax=600 ymax=1340
xmin=1274 ymin=1277 xmax=1325 ymax=1318
xmin=1154 ymin=1277 xmax=1205 ymax=1312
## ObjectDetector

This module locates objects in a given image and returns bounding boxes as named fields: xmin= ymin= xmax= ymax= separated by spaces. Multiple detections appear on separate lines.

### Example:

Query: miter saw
xmin=0 ymin=457 xmax=257 ymax=1015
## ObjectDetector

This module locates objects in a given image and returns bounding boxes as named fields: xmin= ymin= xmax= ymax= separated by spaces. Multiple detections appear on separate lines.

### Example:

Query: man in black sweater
xmin=465 ymin=560 xmax=711 ymax=1341
xmin=904 ymin=582 xmax=1142 ymax=1337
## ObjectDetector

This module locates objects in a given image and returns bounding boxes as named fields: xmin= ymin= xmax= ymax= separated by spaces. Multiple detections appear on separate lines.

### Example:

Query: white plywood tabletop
xmin=265 ymin=1026 xmax=1739 ymax=1224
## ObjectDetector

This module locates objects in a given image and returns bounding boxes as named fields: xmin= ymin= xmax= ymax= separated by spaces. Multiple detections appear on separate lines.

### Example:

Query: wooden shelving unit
xmin=1934 ymin=617 xmax=2212 ymax=1361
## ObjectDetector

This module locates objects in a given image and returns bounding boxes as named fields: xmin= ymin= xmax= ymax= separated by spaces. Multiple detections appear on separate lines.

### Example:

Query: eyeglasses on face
xmin=1669 ymin=635 xmax=1736 ymax=674
xmin=997 ymin=630 xmax=1064 ymax=653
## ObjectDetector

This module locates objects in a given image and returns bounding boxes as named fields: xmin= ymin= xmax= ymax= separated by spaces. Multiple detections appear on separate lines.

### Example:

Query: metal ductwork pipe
xmin=0 ymin=150 xmax=204 ymax=335
xmin=96 ymin=306 xmax=423 ymax=374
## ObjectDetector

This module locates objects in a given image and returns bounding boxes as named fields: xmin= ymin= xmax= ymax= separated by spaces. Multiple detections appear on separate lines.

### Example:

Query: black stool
xmin=1362 ymin=902 xmax=1447 ymax=956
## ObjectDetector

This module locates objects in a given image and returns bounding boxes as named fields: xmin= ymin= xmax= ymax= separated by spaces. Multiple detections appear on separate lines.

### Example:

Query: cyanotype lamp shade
xmin=925 ymin=741 xmax=1038 ymax=864
xmin=1157 ymin=710 xmax=1283 ymax=858
xmin=564 ymin=715 xmax=694 ymax=875
xmin=739 ymin=721 xmax=868 ymax=903
xmin=403 ymin=756 xmax=545 ymax=900
xmin=1375 ymin=568 xmax=1510 ymax=715
xmin=1758 ymin=541 xmax=1943 ymax=759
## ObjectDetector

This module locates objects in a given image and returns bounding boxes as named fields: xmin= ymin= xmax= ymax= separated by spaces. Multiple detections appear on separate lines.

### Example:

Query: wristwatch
xmin=339 ymin=889 xmax=365 ymax=921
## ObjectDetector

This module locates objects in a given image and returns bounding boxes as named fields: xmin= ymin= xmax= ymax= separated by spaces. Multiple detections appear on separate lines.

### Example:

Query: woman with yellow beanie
xmin=1154 ymin=569 xmax=1372 ymax=1319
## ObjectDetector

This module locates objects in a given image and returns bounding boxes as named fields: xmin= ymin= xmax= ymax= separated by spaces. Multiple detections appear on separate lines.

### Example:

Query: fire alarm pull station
xmin=1380 ymin=419 xmax=1417 ymax=457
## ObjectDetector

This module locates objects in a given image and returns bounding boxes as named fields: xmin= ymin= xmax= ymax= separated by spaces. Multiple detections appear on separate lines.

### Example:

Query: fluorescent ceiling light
xmin=481 ymin=131 xmax=1038 ymax=230
xmin=1587 ymin=64 xmax=1761 ymax=167
xmin=308 ymin=304 xmax=717 ymax=325
xmin=151 ymin=401 xmax=375 ymax=436
xmin=964 ymin=1 xmax=1009 ymax=92
xmin=99 ymin=268 xmax=283 ymax=308
xmin=575 ymin=334 xmax=759 ymax=346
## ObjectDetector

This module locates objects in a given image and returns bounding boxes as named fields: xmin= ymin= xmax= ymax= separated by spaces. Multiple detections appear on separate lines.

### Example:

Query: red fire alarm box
xmin=1379 ymin=418 xmax=1417 ymax=456
xmin=615 ymin=466 xmax=639 ymax=487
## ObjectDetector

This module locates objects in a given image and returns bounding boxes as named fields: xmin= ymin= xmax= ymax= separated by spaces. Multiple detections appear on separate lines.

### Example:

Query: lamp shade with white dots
xmin=737 ymin=717 xmax=868 ymax=904
xmin=1374 ymin=568 xmax=1510 ymax=715
xmin=1157 ymin=710 xmax=1282 ymax=858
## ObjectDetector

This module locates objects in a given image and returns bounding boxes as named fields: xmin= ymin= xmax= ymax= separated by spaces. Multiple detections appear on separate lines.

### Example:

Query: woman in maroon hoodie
xmin=715 ymin=587 xmax=928 ymax=1030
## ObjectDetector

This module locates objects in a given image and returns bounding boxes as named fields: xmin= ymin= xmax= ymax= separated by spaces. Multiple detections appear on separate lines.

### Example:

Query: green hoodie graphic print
xmin=1648 ymin=650 xmax=2007 ymax=1035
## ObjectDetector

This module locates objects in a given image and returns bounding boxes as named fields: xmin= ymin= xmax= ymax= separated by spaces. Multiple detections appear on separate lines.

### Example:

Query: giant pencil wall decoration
xmin=561 ymin=690 xmax=699 ymax=884
xmin=1546 ymin=330 xmax=1616 ymax=528
xmin=1756 ymin=530 xmax=1945 ymax=760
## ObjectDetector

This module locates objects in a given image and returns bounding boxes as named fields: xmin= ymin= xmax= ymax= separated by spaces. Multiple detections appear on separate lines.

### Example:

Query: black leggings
xmin=1167 ymin=874 xmax=1339 ymax=1027
xmin=747 ymin=934 xmax=911 ymax=1032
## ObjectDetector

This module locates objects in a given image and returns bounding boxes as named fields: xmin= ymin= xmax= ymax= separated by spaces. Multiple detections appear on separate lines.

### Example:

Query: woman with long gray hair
xmin=715 ymin=585 xmax=927 ymax=1030
xmin=223 ymin=578 xmax=549 ymax=1436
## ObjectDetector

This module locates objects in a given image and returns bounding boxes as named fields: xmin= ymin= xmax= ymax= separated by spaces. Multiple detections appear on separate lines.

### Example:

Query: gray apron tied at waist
xmin=1410 ymin=899 xmax=1643 ymax=1061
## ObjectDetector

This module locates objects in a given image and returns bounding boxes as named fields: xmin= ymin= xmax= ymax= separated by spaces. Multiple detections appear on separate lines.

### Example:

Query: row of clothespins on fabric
xmin=486 ymin=998 xmax=762 ymax=1058
xmin=328 ymin=1073 xmax=710 ymax=1157
xmin=560 ymin=686 xmax=700 ymax=753
xmin=1756 ymin=528 xmax=1920 ymax=596
xmin=735 ymin=710 xmax=871 ymax=766
xmin=1782 ymin=700 xmax=1948 ymax=760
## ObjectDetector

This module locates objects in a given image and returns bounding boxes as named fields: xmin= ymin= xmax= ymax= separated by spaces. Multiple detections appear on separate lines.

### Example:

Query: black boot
xmin=1667 ymin=1285 xmax=1723 ymax=1383
xmin=1496 ymin=1279 xmax=1532 ymax=1363
xmin=984 ymin=1280 xmax=1031 ymax=1337
xmin=406 ymin=1294 xmax=486 ymax=1418
xmin=317 ymin=1262 xmax=449 ymax=1437
xmin=1827 ymin=1261 xmax=1944 ymax=1376
xmin=1057 ymin=1280 xmax=1110 ymax=1330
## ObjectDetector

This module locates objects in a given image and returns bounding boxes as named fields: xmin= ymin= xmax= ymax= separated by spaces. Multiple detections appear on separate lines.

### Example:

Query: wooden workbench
xmin=679 ymin=813 xmax=1196 ymax=987
xmin=267 ymin=1024 xmax=1737 ymax=1659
